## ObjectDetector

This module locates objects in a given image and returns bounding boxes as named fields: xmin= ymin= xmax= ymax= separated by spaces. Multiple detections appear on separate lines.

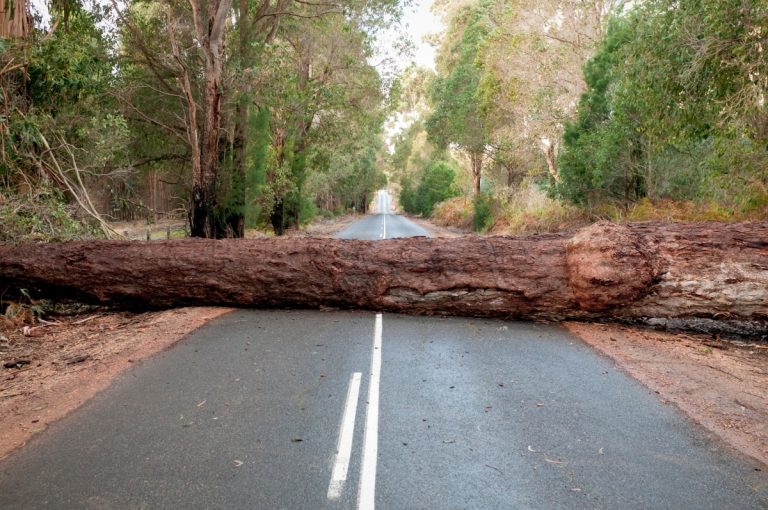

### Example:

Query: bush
xmin=472 ymin=193 xmax=494 ymax=232
xmin=415 ymin=161 xmax=459 ymax=216
xmin=0 ymin=189 xmax=101 ymax=243
xmin=491 ymin=184 xmax=588 ymax=235
xmin=399 ymin=176 xmax=418 ymax=215
xmin=431 ymin=196 xmax=472 ymax=228
xmin=400 ymin=160 xmax=459 ymax=216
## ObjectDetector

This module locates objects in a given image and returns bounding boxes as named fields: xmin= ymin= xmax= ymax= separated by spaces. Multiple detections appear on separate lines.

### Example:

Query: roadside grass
xmin=430 ymin=186 xmax=768 ymax=236
xmin=0 ymin=190 xmax=101 ymax=243
xmin=431 ymin=197 xmax=473 ymax=230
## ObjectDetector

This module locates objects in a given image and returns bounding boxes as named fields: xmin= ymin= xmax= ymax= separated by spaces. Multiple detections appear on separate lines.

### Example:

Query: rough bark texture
xmin=0 ymin=0 xmax=30 ymax=39
xmin=470 ymin=150 xmax=482 ymax=195
xmin=189 ymin=0 xmax=232 ymax=238
xmin=0 ymin=222 xmax=766 ymax=323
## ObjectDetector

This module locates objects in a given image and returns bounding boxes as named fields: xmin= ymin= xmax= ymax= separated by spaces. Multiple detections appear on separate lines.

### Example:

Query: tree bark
xmin=470 ymin=150 xmax=482 ymax=195
xmin=189 ymin=0 xmax=232 ymax=238
xmin=543 ymin=141 xmax=560 ymax=183
xmin=1 ymin=222 xmax=765 ymax=323
xmin=0 ymin=0 xmax=30 ymax=39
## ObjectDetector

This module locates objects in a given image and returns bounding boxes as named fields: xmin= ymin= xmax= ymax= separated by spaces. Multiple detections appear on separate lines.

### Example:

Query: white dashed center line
xmin=327 ymin=372 xmax=362 ymax=500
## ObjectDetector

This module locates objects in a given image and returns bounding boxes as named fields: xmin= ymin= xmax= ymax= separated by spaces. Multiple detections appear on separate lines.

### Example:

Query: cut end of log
xmin=565 ymin=222 xmax=660 ymax=312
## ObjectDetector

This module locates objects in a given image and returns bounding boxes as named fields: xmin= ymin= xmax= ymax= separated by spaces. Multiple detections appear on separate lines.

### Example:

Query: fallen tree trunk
xmin=0 ymin=222 xmax=766 ymax=322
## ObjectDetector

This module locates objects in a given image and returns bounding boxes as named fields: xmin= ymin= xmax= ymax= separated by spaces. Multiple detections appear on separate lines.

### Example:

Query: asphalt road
xmin=337 ymin=190 xmax=430 ymax=240
xmin=0 ymin=190 xmax=766 ymax=509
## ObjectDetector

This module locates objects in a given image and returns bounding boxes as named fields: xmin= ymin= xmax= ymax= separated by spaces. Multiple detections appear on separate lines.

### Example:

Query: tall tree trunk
xmin=228 ymin=1 xmax=284 ymax=237
xmin=544 ymin=142 xmax=560 ymax=183
xmin=227 ymin=0 xmax=251 ymax=238
xmin=270 ymin=198 xmax=285 ymax=235
xmin=470 ymin=150 xmax=482 ymax=195
xmin=189 ymin=0 xmax=232 ymax=238
xmin=166 ymin=12 xmax=202 ymax=226
xmin=0 ymin=0 xmax=30 ymax=39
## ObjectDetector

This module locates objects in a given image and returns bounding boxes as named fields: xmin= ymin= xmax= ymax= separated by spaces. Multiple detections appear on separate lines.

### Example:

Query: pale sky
xmin=403 ymin=0 xmax=444 ymax=70
xmin=369 ymin=0 xmax=444 ymax=82
xmin=374 ymin=0 xmax=445 ymax=148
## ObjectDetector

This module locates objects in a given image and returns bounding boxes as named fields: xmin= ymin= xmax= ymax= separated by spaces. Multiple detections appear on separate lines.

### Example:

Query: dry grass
xmin=620 ymin=198 xmax=768 ymax=222
xmin=431 ymin=197 xmax=474 ymax=230
xmin=431 ymin=184 xmax=768 ymax=237
xmin=490 ymin=185 xmax=589 ymax=235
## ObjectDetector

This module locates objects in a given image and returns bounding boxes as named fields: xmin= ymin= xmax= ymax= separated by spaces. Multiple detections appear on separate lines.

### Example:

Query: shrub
xmin=431 ymin=196 xmax=472 ymax=229
xmin=472 ymin=193 xmax=494 ymax=232
xmin=0 ymin=189 xmax=101 ymax=243
xmin=415 ymin=161 xmax=459 ymax=216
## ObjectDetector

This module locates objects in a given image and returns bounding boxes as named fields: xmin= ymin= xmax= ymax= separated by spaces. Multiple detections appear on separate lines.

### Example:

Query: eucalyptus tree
xmin=1 ymin=1 xmax=127 ymax=237
xmin=0 ymin=0 xmax=30 ymax=38
xmin=426 ymin=0 xmax=492 ymax=195
xmin=474 ymin=0 xmax=615 ymax=186
xmin=116 ymin=0 xmax=403 ymax=237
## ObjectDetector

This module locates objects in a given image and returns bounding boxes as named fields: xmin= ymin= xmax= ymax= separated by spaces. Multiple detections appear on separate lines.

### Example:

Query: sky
xmin=374 ymin=0 xmax=445 ymax=147
xmin=402 ymin=0 xmax=444 ymax=70
xmin=370 ymin=0 xmax=445 ymax=81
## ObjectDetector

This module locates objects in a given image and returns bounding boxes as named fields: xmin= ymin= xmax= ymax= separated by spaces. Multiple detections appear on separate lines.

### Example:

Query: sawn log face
xmin=0 ymin=222 xmax=766 ymax=321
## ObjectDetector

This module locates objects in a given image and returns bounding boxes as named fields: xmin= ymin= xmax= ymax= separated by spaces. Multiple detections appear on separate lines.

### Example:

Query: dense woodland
xmin=395 ymin=0 xmax=767 ymax=232
xmin=1 ymin=0 xmax=395 ymax=239
xmin=1 ymin=0 xmax=766 ymax=241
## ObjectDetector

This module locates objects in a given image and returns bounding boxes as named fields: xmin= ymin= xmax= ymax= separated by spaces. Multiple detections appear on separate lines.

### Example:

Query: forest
xmin=1 ymin=0 xmax=766 ymax=240
xmin=1 ymin=0 xmax=396 ymax=239
xmin=395 ymin=0 xmax=767 ymax=233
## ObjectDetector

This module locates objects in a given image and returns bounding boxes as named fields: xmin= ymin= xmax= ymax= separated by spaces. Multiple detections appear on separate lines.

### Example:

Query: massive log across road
xmin=0 ymin=222 xmax=766 ymax=322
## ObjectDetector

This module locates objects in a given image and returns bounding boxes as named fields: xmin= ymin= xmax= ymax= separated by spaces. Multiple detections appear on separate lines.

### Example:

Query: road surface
xmin=337 ymin=190 xmax=430 ymax=240
xmin=0 ymin=190 xmax=766 ymax=509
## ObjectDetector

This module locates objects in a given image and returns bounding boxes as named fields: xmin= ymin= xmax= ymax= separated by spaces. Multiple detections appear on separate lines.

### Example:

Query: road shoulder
xmin=566 ymin=322 xmax=768 ymax=468
xmin=0 ymin=307 xmax=233 ymax=460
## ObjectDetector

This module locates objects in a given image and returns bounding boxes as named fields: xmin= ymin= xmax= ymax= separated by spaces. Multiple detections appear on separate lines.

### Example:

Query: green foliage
xmin=245 ymin=107 xmax=270 ymax=227
xmin=414 ymin=160 xmax=459 ymax=216
xmin=246 ymin=13 xmax=390 ymax=231
xmin=425 ymin=0 xmax=492 ymax=154
xmin=399 ymin=159 xmax=459 ymax=216
xmin=0 ymin=189 xmax=102 ymax=242
xmin=2 ymin=6 xmax=117 ymax=172
xmin=399 ymin=175 xmax=417 ymax=215
xmin=472 ymin=192 xmax=494 ymax=232
xmin=26 ymin=11 xmax=113 ymax=111
xmin=558 ymin=1 xmax=768 ymax=211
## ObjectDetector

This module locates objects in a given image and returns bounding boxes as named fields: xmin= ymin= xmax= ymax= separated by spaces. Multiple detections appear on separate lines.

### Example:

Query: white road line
xmin=382 ymin=214 xmax=387 ymax=239
xmin=327 ymin=372 xmax=362 ymax=500
xmin=358 ymin=313 xmax=382 ymax=510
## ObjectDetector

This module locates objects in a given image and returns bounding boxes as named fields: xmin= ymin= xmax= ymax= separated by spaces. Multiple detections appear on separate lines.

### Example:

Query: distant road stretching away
xmin=0 ymin=190 xmax=765 ymax=509
xmin=336 ymin=189 xmax=430 ymax=240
